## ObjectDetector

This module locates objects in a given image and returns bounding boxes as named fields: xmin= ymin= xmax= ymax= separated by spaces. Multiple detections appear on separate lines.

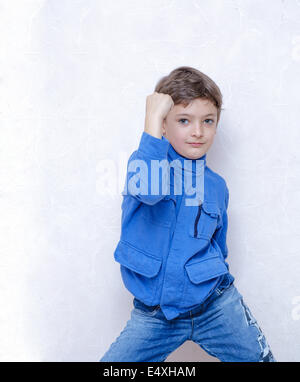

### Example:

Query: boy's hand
xmin=144 ymin=92 xmax=174 ymax=139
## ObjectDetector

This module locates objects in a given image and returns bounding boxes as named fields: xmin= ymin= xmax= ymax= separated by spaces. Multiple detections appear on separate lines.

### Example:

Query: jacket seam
xmin=121 ymin=239 xmax=162 ymax=262
xmin=187 ymin=270 xmax=228 ymax=284
xmin=185 ymin=255 xmax=221 ymax=267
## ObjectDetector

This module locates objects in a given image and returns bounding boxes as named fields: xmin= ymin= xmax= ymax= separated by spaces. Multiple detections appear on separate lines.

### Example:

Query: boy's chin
xmin=184 ymin=150 xmax=206 ymax=160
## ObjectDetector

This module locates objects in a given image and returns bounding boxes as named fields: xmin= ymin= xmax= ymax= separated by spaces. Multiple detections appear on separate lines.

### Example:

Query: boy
xmin=99 ymin=66 xmax=276 ymax=362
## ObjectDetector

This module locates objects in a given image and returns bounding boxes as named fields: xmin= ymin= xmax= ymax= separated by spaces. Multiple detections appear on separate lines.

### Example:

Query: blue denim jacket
xmin=114 ymin=131 xmax=235 ymax=320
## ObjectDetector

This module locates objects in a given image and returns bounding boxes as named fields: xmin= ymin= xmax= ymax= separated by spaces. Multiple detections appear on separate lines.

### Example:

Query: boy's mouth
xmin=187 ymin=142 xmax=205 ymax=147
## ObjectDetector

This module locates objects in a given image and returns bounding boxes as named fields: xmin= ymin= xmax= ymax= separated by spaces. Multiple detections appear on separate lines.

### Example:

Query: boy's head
xmin=154 ymin=66 xmax=223 ymax=160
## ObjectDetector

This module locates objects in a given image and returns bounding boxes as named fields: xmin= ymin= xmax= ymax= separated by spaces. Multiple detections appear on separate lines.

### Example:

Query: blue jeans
xmin=99 ymin=283 xmax=276 ymax=362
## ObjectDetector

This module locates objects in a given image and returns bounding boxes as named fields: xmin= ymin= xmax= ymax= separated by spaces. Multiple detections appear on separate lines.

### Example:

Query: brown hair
xmin=154 ymin=66 xmax=223 ymax=124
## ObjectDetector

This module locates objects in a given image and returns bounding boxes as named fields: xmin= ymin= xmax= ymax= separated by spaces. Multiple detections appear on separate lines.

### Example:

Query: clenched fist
xmin=144 ymin=92 xmax=174 ymax=139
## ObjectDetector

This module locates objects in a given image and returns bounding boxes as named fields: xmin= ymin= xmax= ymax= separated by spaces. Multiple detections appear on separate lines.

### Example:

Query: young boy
xmin=99 ymin=66 xmax=276 ymax=362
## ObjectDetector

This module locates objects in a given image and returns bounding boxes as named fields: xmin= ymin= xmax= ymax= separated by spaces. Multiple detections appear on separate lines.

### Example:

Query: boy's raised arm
xmin=122 ymin=92 xmax=174 ymax=205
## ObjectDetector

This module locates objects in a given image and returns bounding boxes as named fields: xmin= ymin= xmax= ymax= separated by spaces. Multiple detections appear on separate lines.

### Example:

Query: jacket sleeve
xmin=213 ymin=185 xmax=229 ymax=260
xmin=121 ymin=131 xmax=170 ymax=205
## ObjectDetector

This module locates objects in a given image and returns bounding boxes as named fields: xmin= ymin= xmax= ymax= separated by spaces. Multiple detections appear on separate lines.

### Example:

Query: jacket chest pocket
xmin=189 ymin=201 xmax=221 ymax=240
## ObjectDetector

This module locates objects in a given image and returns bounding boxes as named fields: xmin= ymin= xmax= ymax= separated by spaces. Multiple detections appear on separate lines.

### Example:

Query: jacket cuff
xmin=137 ymin=131 xmax=170 ymax=159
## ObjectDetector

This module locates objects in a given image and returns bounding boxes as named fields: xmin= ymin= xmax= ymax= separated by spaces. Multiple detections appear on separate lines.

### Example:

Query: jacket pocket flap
xmin=114 ymin=240 xmax=162 ymax=278
xmin=185 ymin=256 xmax=228 ymax=284
xmin=201 ymin=202 xmax=220 ymax=218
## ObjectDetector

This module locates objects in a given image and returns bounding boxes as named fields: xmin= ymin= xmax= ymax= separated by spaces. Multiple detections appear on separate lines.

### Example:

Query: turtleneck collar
xmin=162 ymin=135 xmax=207 ymax=175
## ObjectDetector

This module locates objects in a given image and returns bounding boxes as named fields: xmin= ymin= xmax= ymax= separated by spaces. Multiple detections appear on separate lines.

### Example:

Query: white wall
xmin=0 ymin=0 xmax=299 ymax=362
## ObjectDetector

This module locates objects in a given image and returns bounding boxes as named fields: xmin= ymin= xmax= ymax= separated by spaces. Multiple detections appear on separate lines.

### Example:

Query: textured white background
xmin=0 ymin=0 xmax=300 ymax=362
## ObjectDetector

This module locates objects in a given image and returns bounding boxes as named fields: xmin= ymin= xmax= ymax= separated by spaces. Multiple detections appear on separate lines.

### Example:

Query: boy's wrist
xmin=144 ymin=114 xmax=163 ymax=139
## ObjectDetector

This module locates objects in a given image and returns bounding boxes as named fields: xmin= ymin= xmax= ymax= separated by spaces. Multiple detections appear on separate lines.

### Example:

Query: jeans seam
xmin=189 ymin=311 xmax=194 ymax=340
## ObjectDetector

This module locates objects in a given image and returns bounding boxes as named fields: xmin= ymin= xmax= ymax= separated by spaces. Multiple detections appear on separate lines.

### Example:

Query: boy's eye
xmin=178 ymin=118 xmax=189 ymax=124
xmin=178 ymin=118 xmax=215 ymax=125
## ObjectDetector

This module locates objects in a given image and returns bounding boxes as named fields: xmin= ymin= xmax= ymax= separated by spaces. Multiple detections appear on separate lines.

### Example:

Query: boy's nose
xmin=191 ymin=124 xmax=204 ymax=137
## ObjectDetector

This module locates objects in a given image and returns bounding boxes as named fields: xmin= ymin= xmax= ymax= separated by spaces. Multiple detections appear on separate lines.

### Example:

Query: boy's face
xmin=162 ymin=98 xmax=218 ymax=160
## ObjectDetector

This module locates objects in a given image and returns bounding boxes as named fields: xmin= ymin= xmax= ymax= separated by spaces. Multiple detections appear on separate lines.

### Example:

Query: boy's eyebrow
xmin=175 ymin=113 xmax=216 ymax=117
